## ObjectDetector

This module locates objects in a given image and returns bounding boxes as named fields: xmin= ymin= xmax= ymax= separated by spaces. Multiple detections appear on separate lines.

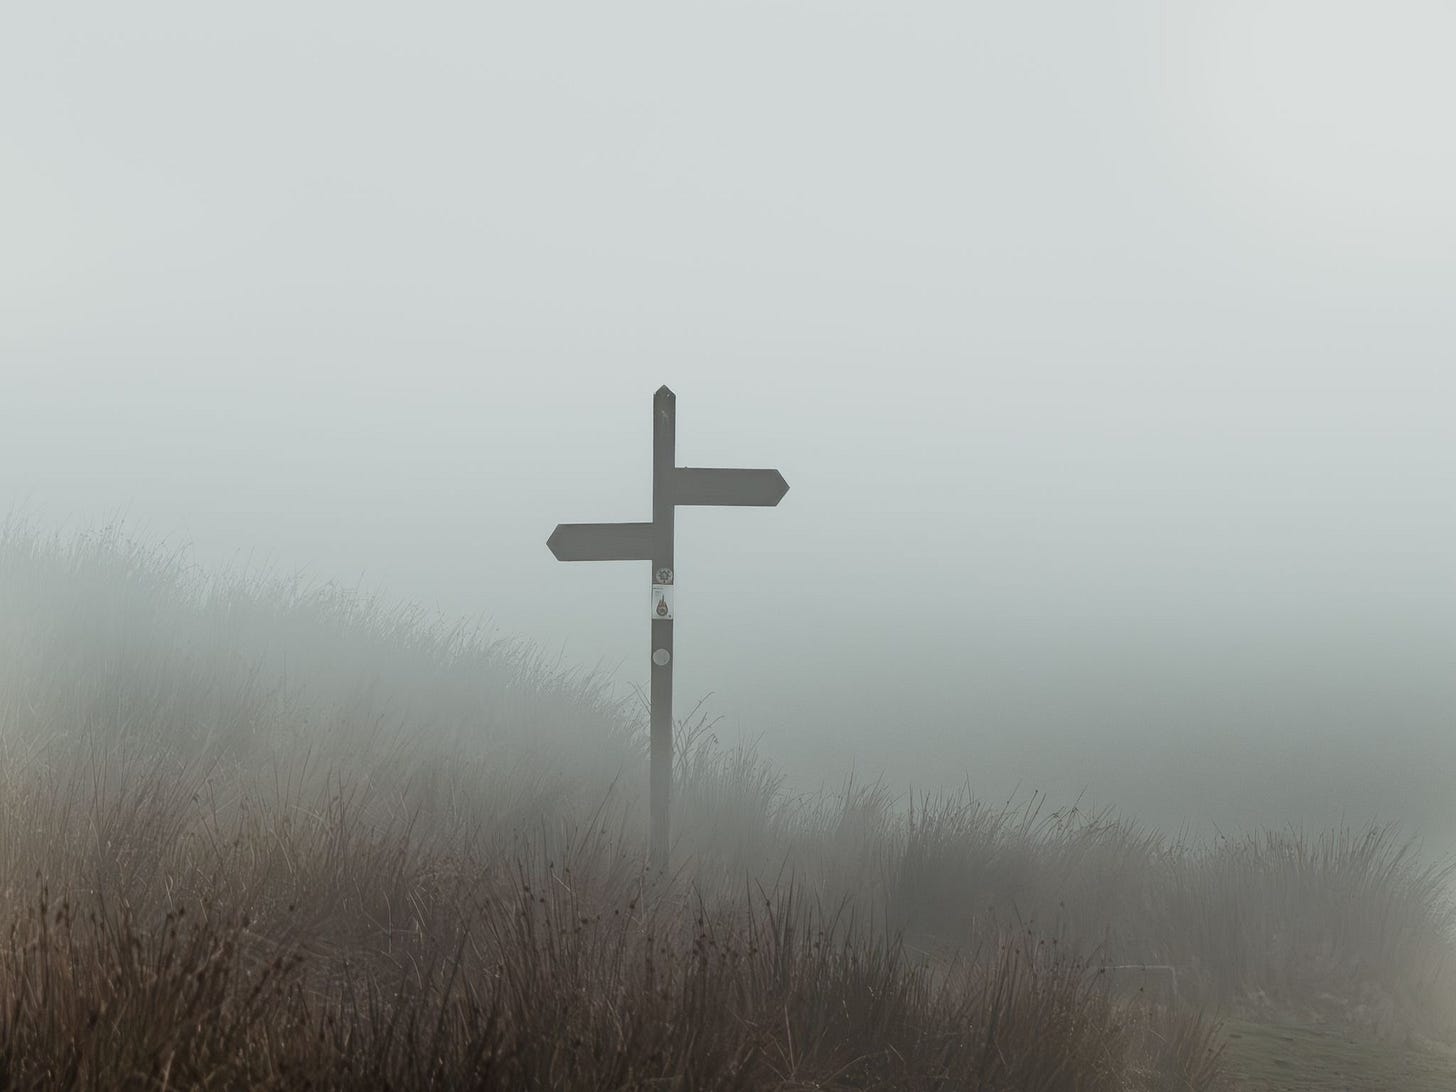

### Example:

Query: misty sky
xmin=3 ymin=3 xmax=1453 ymax=838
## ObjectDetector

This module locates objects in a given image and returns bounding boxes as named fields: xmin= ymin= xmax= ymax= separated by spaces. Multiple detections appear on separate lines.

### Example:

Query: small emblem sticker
xmin=651 ymin=584 xmax=674 ymax=619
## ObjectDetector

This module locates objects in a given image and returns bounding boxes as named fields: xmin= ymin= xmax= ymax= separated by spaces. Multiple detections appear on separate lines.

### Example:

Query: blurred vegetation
xmin=0 ymin=521 xmax=1449 ymax=1089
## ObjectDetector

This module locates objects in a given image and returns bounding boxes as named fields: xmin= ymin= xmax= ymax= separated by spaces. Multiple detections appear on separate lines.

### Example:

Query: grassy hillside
xmin=0 ymin=522 xmax=1451 ymax=1089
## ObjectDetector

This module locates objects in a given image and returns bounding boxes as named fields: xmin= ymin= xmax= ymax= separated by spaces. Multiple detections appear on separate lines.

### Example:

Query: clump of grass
xmin=0 ymin=891 xmax=299 ymax=1089
xmin=1162 ymin=824 xmax=1456 ymax=1037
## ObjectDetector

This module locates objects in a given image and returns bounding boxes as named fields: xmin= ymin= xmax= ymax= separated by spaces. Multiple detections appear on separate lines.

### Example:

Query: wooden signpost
xmin=547 ymin=386 xmax=789 ymax=869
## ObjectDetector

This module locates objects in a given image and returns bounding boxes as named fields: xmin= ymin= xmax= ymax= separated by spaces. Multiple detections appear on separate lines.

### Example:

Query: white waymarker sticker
xmin=651 ymin=584 xmax=674 ymax=619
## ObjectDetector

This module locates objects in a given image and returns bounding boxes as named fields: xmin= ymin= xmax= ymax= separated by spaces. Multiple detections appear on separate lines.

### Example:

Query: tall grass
xmin=0 ymin=522 xmax=1450 ymax=1087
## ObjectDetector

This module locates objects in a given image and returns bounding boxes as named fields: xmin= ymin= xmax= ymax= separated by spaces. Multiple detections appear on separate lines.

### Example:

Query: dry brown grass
xmin=0 ymin=521 xmax=1448 ymax=1088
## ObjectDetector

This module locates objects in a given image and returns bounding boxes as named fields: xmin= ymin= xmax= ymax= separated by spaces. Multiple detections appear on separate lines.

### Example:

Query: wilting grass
xmin=0 ymin=521 xmax=1451 ymax=1087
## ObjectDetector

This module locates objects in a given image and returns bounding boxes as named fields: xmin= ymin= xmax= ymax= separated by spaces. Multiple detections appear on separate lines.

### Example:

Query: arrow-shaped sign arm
xmin=547 ymin=522 xmax=655 ymax=561
xmin=672 ymin=467 xmax=789 ymax=507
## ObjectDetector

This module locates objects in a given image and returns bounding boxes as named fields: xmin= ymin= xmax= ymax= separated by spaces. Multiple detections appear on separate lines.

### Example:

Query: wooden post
xmin=649 ymin=386 xmax=675 ymax=870
xmin=546 ymin=385 xmax=787 ymax=871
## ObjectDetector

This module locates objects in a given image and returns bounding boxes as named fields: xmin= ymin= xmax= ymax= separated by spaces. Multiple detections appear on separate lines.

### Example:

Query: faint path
xmin=1222 ymin=1019 xmax=1456 ymax=1091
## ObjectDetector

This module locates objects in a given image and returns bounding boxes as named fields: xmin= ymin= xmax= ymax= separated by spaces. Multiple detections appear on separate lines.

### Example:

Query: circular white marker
xmin=652 ymin=648 xmax=671 ymax=666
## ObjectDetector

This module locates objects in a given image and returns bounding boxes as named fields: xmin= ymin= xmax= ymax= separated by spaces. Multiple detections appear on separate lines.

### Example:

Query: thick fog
xmin=3 ymin=3 xmax=1452 ymax=843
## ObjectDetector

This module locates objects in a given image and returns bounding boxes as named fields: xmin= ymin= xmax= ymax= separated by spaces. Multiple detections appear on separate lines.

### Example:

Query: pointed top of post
xmin=655 ymin=385 xmax=675 ymax=400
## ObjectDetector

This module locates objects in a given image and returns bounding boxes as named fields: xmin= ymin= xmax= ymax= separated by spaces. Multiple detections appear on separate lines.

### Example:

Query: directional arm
xmin=672 ymin=467 xmax=790 ymax=507
xmin=546 ymin=522 xmax=654 ymax=561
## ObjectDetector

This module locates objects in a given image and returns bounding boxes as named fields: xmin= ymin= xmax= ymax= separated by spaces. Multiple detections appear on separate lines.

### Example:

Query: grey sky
xmin=3 ymin=2 xmax=1453 ymax=838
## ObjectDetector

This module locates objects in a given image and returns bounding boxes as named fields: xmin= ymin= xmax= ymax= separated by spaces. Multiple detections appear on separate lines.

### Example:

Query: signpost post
xmin=547 ymin=386 xmax=789 ymax=869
